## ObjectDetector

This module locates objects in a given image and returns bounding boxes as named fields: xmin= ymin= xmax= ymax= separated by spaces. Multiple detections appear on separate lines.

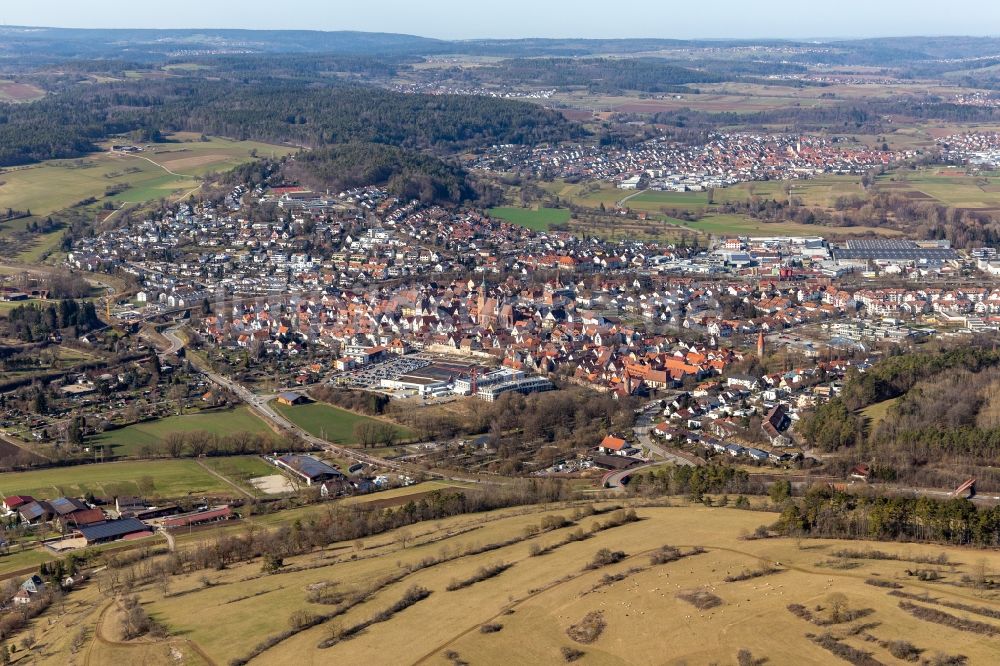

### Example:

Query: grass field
xmin=487 ymin=206 xmax=571 ymax=231
xmin=0 ymin=133 xmax=294 ymax=262
xmin=877 ymin=166 xmax=1000 ymax=209
xmin=860 ymin=397 xmax=901 ymax=431
xmin=539 ymin=175 xmax=902 ymax=239
xmin=273 ymin=400 xmax=413 ymax=446
xmin=28 ymin=501 xmax=994 ymax=665
xmin=0 ymin=459 xmax=233 ymax=499
xmin=90 ymin=406 xmax=272 ymax=456
xmin=674 ymin=214 xmax=902 ymax=238
xmin=0 ymin=135 xmax=288 ymax=218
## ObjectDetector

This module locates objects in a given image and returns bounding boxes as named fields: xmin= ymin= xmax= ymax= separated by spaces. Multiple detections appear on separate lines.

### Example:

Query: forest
xmin=0 ymin=78 xmax=584 ymax=167
xmin=648 ymin=98 xmax=1000 ymax=134
xmin=797 ymin=343 xmax=1000 ymax=488
xmin=286 ymin=143 xmax=475 ymax=204
xmin=4 ymin=299 xmax=101 ymax=342
xmin=775 ymin=484 xmax=1000 ymax=547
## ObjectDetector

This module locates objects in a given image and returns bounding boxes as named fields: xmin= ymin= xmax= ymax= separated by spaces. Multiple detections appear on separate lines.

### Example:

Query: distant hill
xmin=0 ymin=26 xmax=450 ymax=60
xmin=5 ymin=26 xmax=1000 ymax=64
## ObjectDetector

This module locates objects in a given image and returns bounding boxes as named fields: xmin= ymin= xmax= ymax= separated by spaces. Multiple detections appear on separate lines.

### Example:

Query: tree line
xmin=775 ymin=484 xmax=1000 ymax=547
xmin=5 ymin=299 xmax=100 ymax=342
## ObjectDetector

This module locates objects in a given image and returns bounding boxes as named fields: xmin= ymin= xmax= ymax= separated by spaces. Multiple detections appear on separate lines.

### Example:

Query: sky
xmin=1 ymin=1 xmax=999 ymax=40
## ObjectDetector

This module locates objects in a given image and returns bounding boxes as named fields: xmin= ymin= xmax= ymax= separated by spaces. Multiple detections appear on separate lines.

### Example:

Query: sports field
xmin=90 ymin=406 xmax=272 ymax=456
xmin=272 ymin=400 xmax=413 ymax=446
xmin=487 ymin=206 xmax=571 ymax=230
xmin=0 ymin=459 xmax=232 ymax=499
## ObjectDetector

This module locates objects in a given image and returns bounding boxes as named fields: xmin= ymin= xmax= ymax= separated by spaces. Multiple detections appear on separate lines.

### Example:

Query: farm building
xmin=3 ymin=495 xmax=35 ymax=513
xmin=58 ymin=508 xmax=106 ymax=533
xmin=593 ymin=454 xmax=639 ymax=471
xmin=276 ymin=391 xmax=310 ymax=406
xmin=274 ymin=454 xmax=344 ymax=486
xmin=162 ymin=506 xmax=232 ymax=529
xmin=78 ymin=518 xmax=152 ymax=544
xmin=50 ymin=496 xmax=89 ymax=517
xmin=133 ymin=505 xmax=182 ymax=521
xmin=18 ymin=501 xmax=53 ymax=524
xmin=115 ymin=496 xmax=150 ymax=517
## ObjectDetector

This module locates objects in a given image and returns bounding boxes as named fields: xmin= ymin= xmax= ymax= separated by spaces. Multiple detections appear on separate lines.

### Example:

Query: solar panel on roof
xmin=79 ymin=518 xmax=149 ymax=541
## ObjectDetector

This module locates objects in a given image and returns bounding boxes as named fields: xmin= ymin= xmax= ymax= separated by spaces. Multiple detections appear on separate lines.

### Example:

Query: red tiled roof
xmin=600 ymin=435 xmax=627 ymax=451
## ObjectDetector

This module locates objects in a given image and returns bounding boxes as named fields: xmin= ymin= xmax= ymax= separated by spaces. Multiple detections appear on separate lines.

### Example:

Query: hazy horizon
xmin=1 ymin=0 xmax=998 ymax=41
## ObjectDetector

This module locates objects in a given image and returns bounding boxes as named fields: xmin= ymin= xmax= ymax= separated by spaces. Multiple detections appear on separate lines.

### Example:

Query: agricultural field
xmin=487 ymin=206 xmax=571 ymax=231
xmin=0 ymin=80 xmax=45 ymax=102
xmin=89 ymin=406 xmax=272 ymax=456
xmin=675 ymin=214 xmax=901 ymax=238
xmin=0 ymin=459 xmax=233 ymax=499
xmin=273 ymin=400 xmax=413 ymax=447
xmin=542 ymin=175 xmax=904 ymax=240
xmin=0 ymin=133 xmax=293 ymax=262
xmin=24 ymin=501 xmax=1000 ymax=665
xmin=0 ymin=134 xmax=289 ymax=217
xmin=877 ymin=166 xmax=1000 ymax=210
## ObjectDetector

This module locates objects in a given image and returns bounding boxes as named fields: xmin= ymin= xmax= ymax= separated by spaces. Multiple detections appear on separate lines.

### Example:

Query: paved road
xmin=633 ymin=405 xmax=704 ymax=467
xmin=162 ymin=327 xmax=497 ymax=485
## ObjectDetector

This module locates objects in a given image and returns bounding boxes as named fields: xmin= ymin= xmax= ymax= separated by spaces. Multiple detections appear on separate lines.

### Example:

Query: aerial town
xmin=3 ymin=16 xmax=1000 ymax=665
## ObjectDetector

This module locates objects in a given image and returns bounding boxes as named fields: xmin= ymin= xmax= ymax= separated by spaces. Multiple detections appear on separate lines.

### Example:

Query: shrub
xmin=676 ymin=589 xmax=723 ymax=610
xmin=864 ymin=578 xmax=902 ymax=589
xmin=922 ymin=652 xmax=968 ymax=666
xmin=649 ymin=545 xmax=682 ymax=565
xmin=585 ymin=549 xmax=627 ymax=570
xmin=886 ymin=639 xmax=922 ymax=662
xmin=289 ymin=610 xmax=315 ymax=630
xmin=724 ymin=563 xmax=781 ymax=583
xmin=446 ymin=562 xmax=513 ymax=591
xmin=806 ymin=632 xmax=881 ymax=666
xmin=561 ymin=646 xmax=585 ymax=662
xmin=897 ymin=601 xmax=1000 ymax=636
xmin=566 ymin=611 xmax=606 ymax=644
xmin=480 ymin=623 xmax=503 ymax=634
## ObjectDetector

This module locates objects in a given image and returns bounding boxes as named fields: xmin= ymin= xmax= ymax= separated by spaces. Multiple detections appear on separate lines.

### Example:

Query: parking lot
xmin=333 ymin=356 xmax=433 ymax=389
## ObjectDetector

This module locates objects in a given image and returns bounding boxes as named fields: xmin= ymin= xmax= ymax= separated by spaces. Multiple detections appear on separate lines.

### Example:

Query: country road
xmin=161 ymin=327 xmax=497 ymax=485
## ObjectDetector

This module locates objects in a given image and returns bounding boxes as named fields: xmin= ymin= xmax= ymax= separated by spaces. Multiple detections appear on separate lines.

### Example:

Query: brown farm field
xmin=0 ymin=81 xmax=45 ymax=102
xmin=17 ymin=501 xmax=1000 ymax=665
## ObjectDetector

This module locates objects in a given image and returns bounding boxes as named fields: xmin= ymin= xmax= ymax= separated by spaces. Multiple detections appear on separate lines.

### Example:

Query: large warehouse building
xmin=832 ymin=239 xmax=958 ymax=265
